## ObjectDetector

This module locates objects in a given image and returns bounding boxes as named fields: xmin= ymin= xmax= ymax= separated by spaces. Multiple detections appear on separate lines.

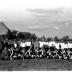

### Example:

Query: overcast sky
xmin=0 ymin=0 xmax=72 ymax=38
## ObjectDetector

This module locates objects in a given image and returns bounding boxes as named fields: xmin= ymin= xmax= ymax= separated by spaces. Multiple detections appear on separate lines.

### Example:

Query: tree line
xmin=0 ymin=29 xmax=72 ymax=42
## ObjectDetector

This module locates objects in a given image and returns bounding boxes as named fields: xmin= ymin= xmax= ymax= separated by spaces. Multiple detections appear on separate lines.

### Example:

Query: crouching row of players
xmin=1 ymin=45 xmax=72 ymax=60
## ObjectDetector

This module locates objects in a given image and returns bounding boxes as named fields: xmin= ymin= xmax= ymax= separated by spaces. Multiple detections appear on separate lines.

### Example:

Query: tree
xmin=6 ymin=30 xmax=16 ymax=40
xmin=54 ymin=36 xmax=59 ymax=41
xmin=47 ymin=37 xmax=53 ymax=42
xmin=62 ymin=35 xmax=70 ymax=42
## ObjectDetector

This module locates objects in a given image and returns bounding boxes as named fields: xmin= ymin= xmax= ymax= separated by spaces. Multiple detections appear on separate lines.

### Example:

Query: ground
xmin=0 ymin=59 xmax=72 ymax=71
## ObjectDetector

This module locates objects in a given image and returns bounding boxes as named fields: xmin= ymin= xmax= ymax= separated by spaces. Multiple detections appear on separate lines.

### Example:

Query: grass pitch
xmin=0 ymin=59 xmax=72 ymax=71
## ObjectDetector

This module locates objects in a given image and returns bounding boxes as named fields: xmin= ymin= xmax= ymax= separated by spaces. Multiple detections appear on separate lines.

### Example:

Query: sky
xmin=0 ymin=0 xmax=72 ymax=38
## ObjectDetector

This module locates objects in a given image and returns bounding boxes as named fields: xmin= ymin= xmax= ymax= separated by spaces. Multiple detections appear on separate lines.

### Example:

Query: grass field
xmin=0 ymin=59 xmax=72 ymax=71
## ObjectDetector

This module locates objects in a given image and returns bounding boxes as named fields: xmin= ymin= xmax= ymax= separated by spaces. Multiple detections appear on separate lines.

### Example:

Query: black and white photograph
xmin=0 ymin=0 xmax=72 ymax=71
